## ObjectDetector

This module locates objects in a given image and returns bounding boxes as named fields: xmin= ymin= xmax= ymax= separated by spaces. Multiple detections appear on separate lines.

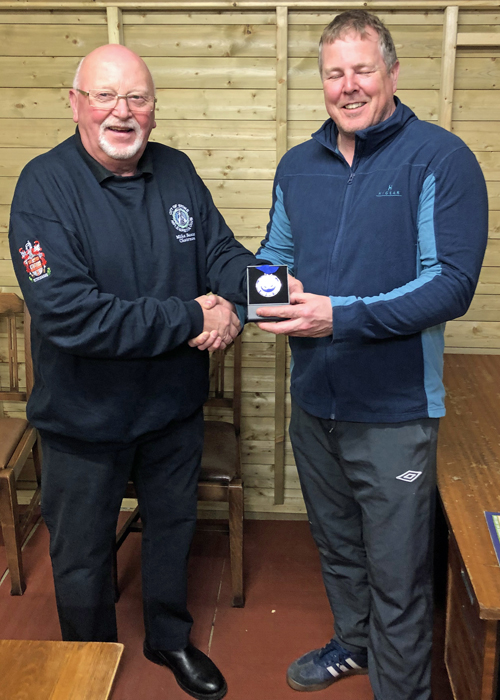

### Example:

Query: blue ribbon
xmin=256 ymin=265 xmax=279 ymax=274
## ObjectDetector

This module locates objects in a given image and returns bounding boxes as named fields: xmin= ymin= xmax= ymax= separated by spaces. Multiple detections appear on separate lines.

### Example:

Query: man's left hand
xmin=256 ymin=292 xmax=333 ymax=337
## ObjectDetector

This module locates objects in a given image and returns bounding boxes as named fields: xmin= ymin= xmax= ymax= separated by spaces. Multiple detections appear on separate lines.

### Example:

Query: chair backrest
xmin=0 ymin=293 xmax=33 ymax=406
xmin=205 ymin=333 xmax=242 ymax=437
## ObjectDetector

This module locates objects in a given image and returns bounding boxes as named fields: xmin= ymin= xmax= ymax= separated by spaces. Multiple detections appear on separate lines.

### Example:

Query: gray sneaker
xmin=287 ymin=638 xmax=368 ymax=691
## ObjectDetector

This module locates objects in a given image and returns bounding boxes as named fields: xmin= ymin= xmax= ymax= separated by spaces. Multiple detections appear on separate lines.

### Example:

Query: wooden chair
xmin=0 ymin=293 xmax=42 ymax=595
xmin=115 ymin=334 xmax=245 ymax=607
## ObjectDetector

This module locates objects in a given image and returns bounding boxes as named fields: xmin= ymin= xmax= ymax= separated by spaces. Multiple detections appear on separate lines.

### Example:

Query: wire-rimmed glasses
xmin=76 ymin=89 xmax=156 ymax=113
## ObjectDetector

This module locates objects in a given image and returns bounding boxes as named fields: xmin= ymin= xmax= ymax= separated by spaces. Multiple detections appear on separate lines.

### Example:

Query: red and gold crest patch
xmin=19 ymin=240 xmax=51 ymax=283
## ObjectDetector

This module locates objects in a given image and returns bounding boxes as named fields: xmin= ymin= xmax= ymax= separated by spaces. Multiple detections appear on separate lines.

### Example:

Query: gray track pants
xmin=289 ymin=400 xmax=439 ymax=700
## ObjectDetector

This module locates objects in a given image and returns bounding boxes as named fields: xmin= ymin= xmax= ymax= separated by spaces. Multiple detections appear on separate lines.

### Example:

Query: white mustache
xmin=100 ymin=116 xmax=140 ymax=134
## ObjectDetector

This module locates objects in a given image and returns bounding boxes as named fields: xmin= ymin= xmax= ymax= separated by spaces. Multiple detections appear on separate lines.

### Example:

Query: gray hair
xmin=73 ymin=57 xmax=85 ymax=90
xmin=319 ymin=10 xmax=398 ymax=76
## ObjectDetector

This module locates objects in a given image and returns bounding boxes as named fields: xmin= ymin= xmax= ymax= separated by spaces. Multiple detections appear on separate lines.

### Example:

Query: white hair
xmin=98 ymin=115 xmax=145 ymax=160
xmin=73 ymin=57 xmax=85 ymax=90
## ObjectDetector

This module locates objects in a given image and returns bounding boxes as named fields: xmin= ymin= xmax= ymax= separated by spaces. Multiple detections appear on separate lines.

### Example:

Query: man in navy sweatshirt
xmin=255 ymin=10 xmax=488 ymax=700
xmin=9 ymin=44 xmax=257 ymax=700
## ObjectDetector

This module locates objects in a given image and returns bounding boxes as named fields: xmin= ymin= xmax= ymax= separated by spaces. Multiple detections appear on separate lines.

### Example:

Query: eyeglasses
xmin=76 ymin=89 xmax=157 ymax=113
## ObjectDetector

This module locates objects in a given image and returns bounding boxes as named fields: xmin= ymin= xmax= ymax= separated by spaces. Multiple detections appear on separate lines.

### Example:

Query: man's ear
xmin=68 ymin=89 xmax=79 ymax=124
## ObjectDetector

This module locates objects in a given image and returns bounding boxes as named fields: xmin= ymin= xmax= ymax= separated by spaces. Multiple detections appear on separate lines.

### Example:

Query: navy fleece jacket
xmin=9 ymin=134 xmax=256 ymax=444
xmin=257 ymin=99 xmax=488 ymax=422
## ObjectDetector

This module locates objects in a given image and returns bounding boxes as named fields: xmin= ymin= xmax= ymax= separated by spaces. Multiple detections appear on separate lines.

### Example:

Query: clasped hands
xmin=189 ymin=295 xmax=240 ymax=352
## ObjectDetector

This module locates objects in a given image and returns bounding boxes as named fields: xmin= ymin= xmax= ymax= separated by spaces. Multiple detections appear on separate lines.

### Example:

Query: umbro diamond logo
xmin=396 ymin=470 xmax=422 ymax=483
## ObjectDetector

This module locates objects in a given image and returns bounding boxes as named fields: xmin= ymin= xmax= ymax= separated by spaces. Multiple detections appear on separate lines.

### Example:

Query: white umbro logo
xmin=396 ymin=470 xmax=422 ymax=483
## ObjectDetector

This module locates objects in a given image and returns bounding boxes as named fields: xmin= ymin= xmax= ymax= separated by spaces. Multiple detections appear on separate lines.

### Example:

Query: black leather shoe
xmin=144 ymin=640 xmax=227 ymax=700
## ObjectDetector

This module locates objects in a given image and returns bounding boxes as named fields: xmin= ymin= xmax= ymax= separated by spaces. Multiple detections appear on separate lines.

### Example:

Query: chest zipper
xmin=326 ymin=167 xmax=356 ymax=420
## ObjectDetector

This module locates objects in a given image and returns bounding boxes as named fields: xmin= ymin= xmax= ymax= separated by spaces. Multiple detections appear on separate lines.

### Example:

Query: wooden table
xmin=438 ymin=354 xmax=500 ymax=700
xmin=0 ymin=640 xmax=123 ymax=700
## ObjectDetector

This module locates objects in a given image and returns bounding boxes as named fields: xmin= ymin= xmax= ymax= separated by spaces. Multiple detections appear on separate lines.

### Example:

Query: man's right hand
xmin=189 ymin=295 xmax=241 ymax=351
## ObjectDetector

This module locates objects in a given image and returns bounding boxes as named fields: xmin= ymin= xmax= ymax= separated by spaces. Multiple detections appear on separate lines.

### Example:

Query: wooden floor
xmin=0 ymin=516 xmax=453 ymax=700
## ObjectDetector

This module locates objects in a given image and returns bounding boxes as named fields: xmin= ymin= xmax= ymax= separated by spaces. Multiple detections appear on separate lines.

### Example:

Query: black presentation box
xmin=247 ymin=264 xmax=290 ymax=322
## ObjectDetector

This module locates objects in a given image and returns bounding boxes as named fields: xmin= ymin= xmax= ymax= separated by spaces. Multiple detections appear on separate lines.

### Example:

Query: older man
xmin=9 ymin=44 xmax=257 ymax=700
xmin=255 ymin=10 xmax=488 ymax=700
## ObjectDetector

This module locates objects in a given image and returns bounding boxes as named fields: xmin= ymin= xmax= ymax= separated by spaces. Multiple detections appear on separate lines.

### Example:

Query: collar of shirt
xmin=74 ymin=127 xmax=154 ymax=183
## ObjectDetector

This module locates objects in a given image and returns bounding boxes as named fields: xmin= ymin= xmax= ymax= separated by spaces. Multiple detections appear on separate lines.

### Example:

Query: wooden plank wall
xmin=0 ymin=2 xmax=499 ymax=517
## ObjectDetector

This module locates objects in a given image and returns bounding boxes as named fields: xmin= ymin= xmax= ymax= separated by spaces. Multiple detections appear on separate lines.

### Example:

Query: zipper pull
xmin=347 ymin=172 xmax=355 ymax=185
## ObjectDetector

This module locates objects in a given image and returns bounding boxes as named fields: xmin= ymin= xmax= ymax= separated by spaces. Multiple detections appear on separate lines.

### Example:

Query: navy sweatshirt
xmin=257 ymin=99 xmax=488 ymax=422
xmin=9 ymin=134 xmax=256 ymax=445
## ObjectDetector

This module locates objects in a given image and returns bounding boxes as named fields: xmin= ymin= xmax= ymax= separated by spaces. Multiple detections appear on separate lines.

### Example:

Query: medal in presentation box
xmin=247 ymin=264 xmax=290 ymax=322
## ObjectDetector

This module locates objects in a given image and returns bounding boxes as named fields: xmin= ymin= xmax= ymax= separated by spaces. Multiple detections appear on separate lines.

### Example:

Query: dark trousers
xmin=40 ymin=409 xmax=204 ymax=650
xmin=289 ymin=400 xmax=439 ymax=700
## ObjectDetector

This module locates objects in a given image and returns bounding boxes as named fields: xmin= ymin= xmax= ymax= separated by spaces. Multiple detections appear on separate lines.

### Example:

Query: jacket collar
xmin=312 ymin=98 xmax=417 ymax=159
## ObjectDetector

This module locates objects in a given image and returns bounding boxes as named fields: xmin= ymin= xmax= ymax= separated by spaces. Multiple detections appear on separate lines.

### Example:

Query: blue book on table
xmin=485 ymin=511 xmax=500 ymax=566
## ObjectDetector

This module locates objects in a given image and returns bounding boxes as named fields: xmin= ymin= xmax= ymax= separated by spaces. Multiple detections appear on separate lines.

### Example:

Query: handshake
xmin=189 ymin=294 xmax=241 ymax=352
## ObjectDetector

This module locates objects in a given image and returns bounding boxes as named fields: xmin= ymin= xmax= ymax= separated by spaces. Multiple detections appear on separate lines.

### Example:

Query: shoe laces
xmin=318 ymin=639 xmax=352 ymax=665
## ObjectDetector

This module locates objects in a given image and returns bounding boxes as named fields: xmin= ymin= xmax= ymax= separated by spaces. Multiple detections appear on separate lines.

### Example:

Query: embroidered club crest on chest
xmin=19 ymin=240 xmax=51 ymax=283
xmin=169 ymin=204 xmax=193 ymax=233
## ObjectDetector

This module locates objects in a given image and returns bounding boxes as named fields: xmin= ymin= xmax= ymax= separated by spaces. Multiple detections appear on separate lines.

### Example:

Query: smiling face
xmin=321 ymin=28 xmax=399 ymax=148
xmin=69 ymin=45 xmax=156 ymax=176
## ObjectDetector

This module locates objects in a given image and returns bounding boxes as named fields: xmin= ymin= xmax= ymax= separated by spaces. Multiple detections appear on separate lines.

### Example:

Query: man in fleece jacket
xmin=254 ymin=10 xmax=488 ymax=700
xmin=9 ymin=44 xmax=258 ymax=700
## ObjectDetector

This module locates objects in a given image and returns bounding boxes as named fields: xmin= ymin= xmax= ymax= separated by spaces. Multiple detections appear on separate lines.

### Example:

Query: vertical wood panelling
xmin=447 ymin=24 xmax=500 ymax=352
xmin=439 ymin=5 xmax=459 ymax=129
xmin=1 ymin=3 xmax=500 ymax=516
xmin=106 ymin=6 xmax=124 ymax=45
xmin=275 ymin=7 xmax=288 ymax=159
xmin=273 ymin=6 xmax=287 ymax=506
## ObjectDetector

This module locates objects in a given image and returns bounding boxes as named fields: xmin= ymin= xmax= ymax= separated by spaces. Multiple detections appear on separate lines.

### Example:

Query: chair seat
xmin=200 ymin=421 xmax=238 ymax=484
xmin=0 ymin=418 xmax=29 ymax=469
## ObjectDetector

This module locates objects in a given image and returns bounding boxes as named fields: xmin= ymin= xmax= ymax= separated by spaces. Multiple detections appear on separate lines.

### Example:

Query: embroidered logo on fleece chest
xmin=169 ymin=204 xmax=196 ymax=243
xmin=376 ymin=184 xmax=402 ymax=198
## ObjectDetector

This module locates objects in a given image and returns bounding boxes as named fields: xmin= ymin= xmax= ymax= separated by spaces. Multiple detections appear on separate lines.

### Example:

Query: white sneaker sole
xmin=287 ymin=666 xmax=368 ymax=692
